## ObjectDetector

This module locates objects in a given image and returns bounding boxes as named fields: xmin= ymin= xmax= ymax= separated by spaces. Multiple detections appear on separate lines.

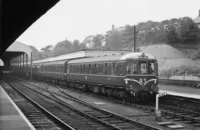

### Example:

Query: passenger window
xmin=97 ymin=64 xmax=102 ymax=75
xmin=119 ymin=63 xmax=124 ymax=76
xmin=93 ymin=64 xmax=96 ymax=74
xmin=111 ymin=63 xmax=115 ymax=75
xmin=104 ymin=63 xmax=107 ymax=75
xmin=108 ymin=63 xmax=112 ymax=75
xmin=83 ymin=64 xmax=85 ymax=74
xmin=89 ymin=64 xmax=91 ymax=74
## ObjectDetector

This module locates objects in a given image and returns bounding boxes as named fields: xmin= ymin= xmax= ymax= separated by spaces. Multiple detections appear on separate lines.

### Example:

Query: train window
xmin=71 ymin=65 xmax=73 ymax=73
xmin=132 ymin=64 xmax=137 ymax=74
xmin=61 ymin=65 xmax=64 ymax=72
xmin=126 ymin=62 xmax=137 ymax=74
xmin=86 ymin=64 xmax=89 ymax=74
xmin=84 ymin=64 xmax=87 ymax=74
xmin=79 ymin=64 xmax=81 ymax=73
xmin=96 ymin=64 xmax=99 ymax=74
xmin=82 ymin=64 xmax=84 ymax=74
xmin=76 ymin=65 xmax=78 ymax=73
xmin=107 ymin=63 xmax=111 ymax=75
xmin=82 ymin=64 xmax=85 ymax=74
xmin=119 ymin=63 xmax=124 ymax=76
xmin=89 ymin=64 xmax=92 ymax=74
xmin=111 ymin=63 xmax=116 ymax=75
xmin=100 ymin=64 xmax=103 ymax=75
xmin=79 ymin=64 xmax=82 ymax=74
xmin=148 ymin=61 xmax=157 ymax=75
xmin=74 ymin=65 xmax=76 ymax=73
xmin=104 ymin=63 xmax=107 ymax=75
xmin=115 ymin=63 xmax=125 ymax=76
xmin=140 ymin=62 xmax=147 ymax=74
xmin=70 ymin=65 xmax=72 ymax=73
xmin=94 ymin=64 xmax=97 ymax=74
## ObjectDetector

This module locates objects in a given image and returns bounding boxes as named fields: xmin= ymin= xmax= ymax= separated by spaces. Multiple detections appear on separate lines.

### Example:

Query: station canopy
xmin=0 ymin=41 xmax=33 ymax=65
xmin=5 ymin=41 xmax=32 ymax=58
xmin=1 ymin=0 xmax=59 ymax=55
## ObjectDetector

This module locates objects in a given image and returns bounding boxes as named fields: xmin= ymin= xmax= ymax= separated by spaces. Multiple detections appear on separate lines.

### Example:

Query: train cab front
xmin=124 ymin=53 xmax=159 ymax=101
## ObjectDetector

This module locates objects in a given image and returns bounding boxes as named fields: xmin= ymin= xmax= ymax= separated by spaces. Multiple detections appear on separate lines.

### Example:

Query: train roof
xmin=31 ymin=50 xmax=131 ymax=65
xmin=68 ymin=52 xmax=156 ymax=64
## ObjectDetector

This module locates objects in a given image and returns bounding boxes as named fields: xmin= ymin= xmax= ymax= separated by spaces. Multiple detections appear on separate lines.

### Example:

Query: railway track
xmin=9 ymin=76 xmax=162 ymax=130
xmin=18 ymin=77 xmax=200 ymax=127
xmin=57 ymin=85 xmax=200 ymax=127
xmin=0 ymin=80 xmax=74 ymax=130
xmin=3 ymin=79 xmax=114 ymax=130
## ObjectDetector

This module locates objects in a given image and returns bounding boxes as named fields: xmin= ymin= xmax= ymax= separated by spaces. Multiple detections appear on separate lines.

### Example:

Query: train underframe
xmin=33 ymin=75 xmax=156 ymax=103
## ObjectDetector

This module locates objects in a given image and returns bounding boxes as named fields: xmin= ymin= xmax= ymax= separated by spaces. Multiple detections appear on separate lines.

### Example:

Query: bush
xmin=159 ymin=65 xmax=200 ymax=77
xmin=191 ymin=48 xmax=200 ymax=60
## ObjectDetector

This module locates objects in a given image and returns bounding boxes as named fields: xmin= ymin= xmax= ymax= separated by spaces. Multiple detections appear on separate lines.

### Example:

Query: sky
xmin=17 ymin=0 xmax=200 ymax=50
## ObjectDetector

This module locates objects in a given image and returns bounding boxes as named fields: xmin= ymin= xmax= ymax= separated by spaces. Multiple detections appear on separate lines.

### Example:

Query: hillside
xmin=141 ymin=44 xmax=200 ymax=76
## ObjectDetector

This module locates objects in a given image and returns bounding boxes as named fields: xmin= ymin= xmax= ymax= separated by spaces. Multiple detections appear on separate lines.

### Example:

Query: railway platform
xmin=159 ymin=83 xmax=200 ymax=99
xmin=0 ymin=85 xmax=35 ymax=130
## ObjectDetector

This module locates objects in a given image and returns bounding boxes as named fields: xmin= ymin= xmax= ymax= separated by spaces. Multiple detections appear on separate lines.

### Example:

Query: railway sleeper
xmin=106 ymin=120 xmax=125 ymax=124
xmin=95 ymin=115 xmax=113 ymax=118
xmin=100 ymin=118 xmax=117 ymax=121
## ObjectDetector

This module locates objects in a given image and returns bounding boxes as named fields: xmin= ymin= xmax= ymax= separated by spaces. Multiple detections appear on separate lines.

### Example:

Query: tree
xmin=192 ymin=48 xmax=200 ymax=60
xmin=29 ymin=45 xmax=42 ymax=60
xmin=82 ymin=35 xmax=95 ymax=48
xmin=41 ymin=45 xmax=53 ymax=58
xmin=92 ymin=34 xmax=105 ymax=49
xmin=105 ymin=30 xmax=123 ymax=50
xmin=53 ymin=40 xmax=73 ymax=56
xmin=72 ymin=40 xmax=80 ymax=51
xmin=177 ymin=17 xmax=200 ymax=43
xmin=123 ymin=25 xmax=136 ymax=47
xmin=82 ymin=34 xmax=105 ymax=49
xmin=165 ymin=25 xmax=179 ymax=44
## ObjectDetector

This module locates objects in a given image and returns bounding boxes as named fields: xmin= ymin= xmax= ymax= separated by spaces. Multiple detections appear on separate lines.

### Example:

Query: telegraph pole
xmin=133 ymin=25 xmax=136 ymax=52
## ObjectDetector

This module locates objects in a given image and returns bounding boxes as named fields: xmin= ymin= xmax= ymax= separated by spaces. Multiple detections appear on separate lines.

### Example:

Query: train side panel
xmin=66 ymin=73 xmax=125 ymax=88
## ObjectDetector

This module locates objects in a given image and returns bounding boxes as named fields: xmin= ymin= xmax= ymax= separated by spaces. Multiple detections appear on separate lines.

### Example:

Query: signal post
xmin=155 ymin=92 xmax=167 ymax=121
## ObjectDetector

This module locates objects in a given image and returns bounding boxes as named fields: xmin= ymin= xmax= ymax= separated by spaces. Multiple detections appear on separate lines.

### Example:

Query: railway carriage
xmin=66 ymin=52 xmax=158 ymax=102
xmin=22 ymin=52 xmax=159 ymax=102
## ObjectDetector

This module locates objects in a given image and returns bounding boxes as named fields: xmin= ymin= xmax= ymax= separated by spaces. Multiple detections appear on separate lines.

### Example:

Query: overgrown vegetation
xmin=191 ymin=48 xmax=200 ymax=60
xmin=30 ymin=16 xmax=200 ymax=60
xmin=160 ymin=65 xmax=200 ymax=77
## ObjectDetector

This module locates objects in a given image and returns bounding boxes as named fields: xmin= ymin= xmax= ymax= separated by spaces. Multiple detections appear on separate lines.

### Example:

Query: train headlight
xmin=125 ymin=80 xmax=128 ymax=84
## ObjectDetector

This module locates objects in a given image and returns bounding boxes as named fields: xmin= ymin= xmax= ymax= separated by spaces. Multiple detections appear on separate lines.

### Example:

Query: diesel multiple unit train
xmin=13 ymin=51 xmax=159 ymax=102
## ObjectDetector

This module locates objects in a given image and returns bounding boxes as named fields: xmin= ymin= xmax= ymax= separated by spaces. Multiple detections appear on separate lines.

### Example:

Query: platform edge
xmin=0 ymin=85 xmax=36 ymax=130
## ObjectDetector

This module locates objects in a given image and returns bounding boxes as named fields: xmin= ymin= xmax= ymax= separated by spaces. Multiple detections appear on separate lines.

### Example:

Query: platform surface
xmin=159 ymin=83 xmax=200 ymax=99
xmin=0 ymin=85 xmax=35 ymax=130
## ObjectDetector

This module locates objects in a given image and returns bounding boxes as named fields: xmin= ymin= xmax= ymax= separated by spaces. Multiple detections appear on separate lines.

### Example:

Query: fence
xmin=159 ymin=74 xmax=200 ymax=87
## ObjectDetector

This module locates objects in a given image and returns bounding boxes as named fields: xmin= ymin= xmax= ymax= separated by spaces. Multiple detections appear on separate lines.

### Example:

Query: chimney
xmin=112 ymin=25 xmax=115 ymax=31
